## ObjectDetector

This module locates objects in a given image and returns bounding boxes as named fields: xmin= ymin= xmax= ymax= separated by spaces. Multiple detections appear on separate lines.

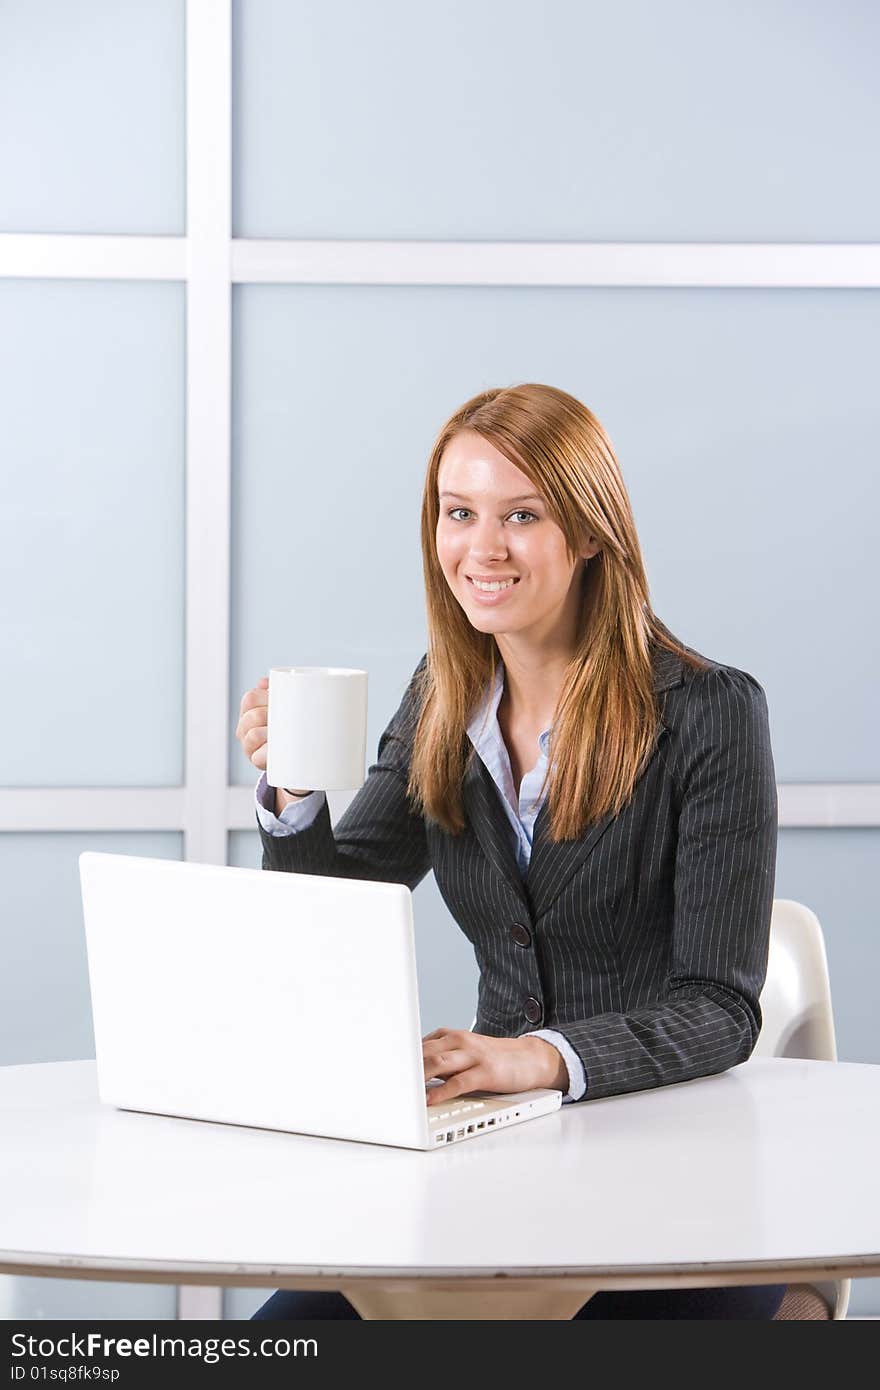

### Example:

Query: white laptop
xmin=78 ymin=852 xmax=562 ymax=1152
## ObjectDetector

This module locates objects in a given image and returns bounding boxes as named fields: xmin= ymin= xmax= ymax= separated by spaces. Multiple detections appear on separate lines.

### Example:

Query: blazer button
xmin=523 ymin=997 xmax=542 ymax=1024
xmin=510 ymin=923 xmax=532 ymax=948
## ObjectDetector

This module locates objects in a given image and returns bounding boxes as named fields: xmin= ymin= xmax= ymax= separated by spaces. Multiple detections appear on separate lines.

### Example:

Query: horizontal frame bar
xmin=0 ymin=790 xmax=185 ymax=832
xmin=0 ymin=785 xmax=877 ymax=833
xmin=231 ymin=240 xmax=880 ymax=288
xmin=0 ymin=234 xmax=187 ymax=280
xmin=2 ymin=235 xmax=879 ymax=287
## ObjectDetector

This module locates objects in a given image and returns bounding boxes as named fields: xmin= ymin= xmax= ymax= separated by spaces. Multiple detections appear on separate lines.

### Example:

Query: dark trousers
xmin=251 ymin=1283 xmax=787 ymax=1320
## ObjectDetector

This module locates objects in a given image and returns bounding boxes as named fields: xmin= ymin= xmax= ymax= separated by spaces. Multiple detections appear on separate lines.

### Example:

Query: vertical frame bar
xmin=178 ymin=0 xmax=232 ymax=1322
xmin=184 ymin=0 xmax=232 ymax=870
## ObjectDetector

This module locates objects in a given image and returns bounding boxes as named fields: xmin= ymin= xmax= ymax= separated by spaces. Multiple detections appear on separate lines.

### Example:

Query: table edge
xmin=1 ymin=1250 xmax=878 ymax=1289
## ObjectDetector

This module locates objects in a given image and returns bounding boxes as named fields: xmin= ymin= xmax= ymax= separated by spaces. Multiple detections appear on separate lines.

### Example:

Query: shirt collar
xmin=466 ymin=661 xmax=553 ymax=759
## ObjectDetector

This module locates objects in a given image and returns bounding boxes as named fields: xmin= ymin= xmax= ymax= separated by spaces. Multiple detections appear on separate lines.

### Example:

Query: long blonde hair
xmin=406 ymin=383 xmax=708 ymax=841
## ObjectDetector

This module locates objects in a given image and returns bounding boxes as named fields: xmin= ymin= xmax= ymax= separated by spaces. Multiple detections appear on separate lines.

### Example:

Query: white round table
xmin=1 ymin=1056 xmax=878 ymax=1319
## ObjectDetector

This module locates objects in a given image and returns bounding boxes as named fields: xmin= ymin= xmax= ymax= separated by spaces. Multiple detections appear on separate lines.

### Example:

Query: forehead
xmin=437 ymin=430 xmax=537 ymax=497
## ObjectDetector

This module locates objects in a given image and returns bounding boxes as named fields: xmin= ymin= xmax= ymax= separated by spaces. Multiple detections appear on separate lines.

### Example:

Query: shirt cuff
xmin=529 ymin=1028 xmax=587 ymax=1103
xmin=255 ymin=772 xmax=325 ymax=836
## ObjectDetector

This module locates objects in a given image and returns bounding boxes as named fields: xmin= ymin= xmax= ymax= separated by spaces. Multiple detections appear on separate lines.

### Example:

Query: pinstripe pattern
xmin=258 ymin=635 xmax=778 ymax=1102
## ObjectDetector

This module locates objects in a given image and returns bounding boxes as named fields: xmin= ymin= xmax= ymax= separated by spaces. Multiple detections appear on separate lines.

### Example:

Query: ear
xmin=581 ymin=535 xmax=601 ymax=562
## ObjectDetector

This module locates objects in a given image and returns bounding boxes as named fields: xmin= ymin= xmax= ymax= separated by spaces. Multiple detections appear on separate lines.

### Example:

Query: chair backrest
xmin=754 ymin=898 xmax=848 ymax=1319
xmin=752 ymin=898 xmax=838 ymax=1062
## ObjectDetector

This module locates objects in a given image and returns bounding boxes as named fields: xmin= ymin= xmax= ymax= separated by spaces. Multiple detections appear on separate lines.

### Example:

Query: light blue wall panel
xmin=0 ymin=279 xmax=185 ymax=787
xmin=0 ymin=1273 xmax=176 ymax=1323
xmin=775 ymin=830 xmax=880 ymax=1070
xmin=230 ymin=283 xmax=878 ymax=786
xmin=228 ymin=830 xmax=263 ymax=872
xmin=0 ymin=0 xmax=184 ymax=235
xmin=223 ymin=1283 xmax=270 ymax=1321
xmin=0 ymin=832 xmax=182 ymax=1066
xmin=233 ymin=0 xmax=879 ymax=240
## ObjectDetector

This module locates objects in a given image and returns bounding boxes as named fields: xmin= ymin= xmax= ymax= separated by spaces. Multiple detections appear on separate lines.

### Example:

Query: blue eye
xmin=447 ymin=508 xmax=537 ymax=524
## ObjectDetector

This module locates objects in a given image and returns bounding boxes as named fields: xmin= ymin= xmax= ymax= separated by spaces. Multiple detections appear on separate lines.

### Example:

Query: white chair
xmin=753 ymin=898 xmax=838 ymax=1065
xmin=468 ymin=897 xmax=850 ymax=1318
xmin=753 ymin=899 xmax=850 ymax=1320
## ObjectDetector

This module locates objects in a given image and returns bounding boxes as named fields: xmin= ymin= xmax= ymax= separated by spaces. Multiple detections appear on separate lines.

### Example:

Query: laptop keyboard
xmin=426 ymin=1098 xmax=489 ymax=1122
xmin=427 ymin=1094 xmax=518 ymax=1144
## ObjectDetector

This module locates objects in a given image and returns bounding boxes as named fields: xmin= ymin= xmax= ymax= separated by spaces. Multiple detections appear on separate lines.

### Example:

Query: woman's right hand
xmin=236 ymin=678 xmax=312 ymax=799
xmin=236 ymin=677 xmax=270 ymax=772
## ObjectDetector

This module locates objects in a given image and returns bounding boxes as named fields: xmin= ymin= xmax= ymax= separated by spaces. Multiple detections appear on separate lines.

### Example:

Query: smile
xmin=466 ymin=576 xmax=520 ymax=603
xmin=469 ymin=577 xmax=517 ymax=591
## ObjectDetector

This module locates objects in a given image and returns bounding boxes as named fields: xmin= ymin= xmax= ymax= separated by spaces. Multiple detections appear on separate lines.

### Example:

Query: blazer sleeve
xmin=257 ymin=655 xmax=431 ymax=893
xmin=555 ymin=665 xmax=778 ymax=1100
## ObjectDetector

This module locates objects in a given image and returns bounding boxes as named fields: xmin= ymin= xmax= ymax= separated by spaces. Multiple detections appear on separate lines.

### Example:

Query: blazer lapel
xmin=461 ymin=748 xmax=532 ymax=909
xmin=525 ymin=644 xmax=685 ymax=919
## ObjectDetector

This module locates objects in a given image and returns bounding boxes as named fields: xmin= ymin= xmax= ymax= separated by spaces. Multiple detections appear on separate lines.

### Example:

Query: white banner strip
xmin=0 ymin=785 xmax=876 ymax=834
xmin=0 ymin=790 xmax=185 ymax=833
xmin=232 ymin=240 xmax=880 ymax=288
xmin=0 ymin=234 xmax=186 ymax=280
xmin=226 ymin=785 xmax=880 ymax=834
xmin=777 ymin=784 xmax=880 ymax=828
xmin=2 ymin=236 xmax=877 ymax=288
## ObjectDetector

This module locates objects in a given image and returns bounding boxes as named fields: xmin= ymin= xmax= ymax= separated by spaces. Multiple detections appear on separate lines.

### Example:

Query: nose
xmin=466 ymin=517 xmax=510 ymax=565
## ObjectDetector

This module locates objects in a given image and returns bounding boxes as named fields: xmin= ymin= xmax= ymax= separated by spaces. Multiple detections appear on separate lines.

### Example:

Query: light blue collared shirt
xmin=256 ymin=660 xmax=586 ymax=1101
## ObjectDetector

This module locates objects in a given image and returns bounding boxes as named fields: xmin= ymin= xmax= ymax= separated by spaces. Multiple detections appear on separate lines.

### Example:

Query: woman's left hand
xmin=422 ymin=1028 xmax=567 ymax=1105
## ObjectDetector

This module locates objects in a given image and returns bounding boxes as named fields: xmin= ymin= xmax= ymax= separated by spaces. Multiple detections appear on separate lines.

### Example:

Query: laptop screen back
xmin=79 ymin=852 xmax=429 ymax=1149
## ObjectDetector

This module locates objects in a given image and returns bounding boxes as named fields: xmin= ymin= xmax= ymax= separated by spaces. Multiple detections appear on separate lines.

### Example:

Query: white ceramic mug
xmin=267 ymin=667 xmax=368 ymax=791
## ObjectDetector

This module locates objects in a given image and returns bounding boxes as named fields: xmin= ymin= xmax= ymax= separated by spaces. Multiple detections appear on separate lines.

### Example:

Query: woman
xmin=237 ymin=383 xmax=785 ymax=1319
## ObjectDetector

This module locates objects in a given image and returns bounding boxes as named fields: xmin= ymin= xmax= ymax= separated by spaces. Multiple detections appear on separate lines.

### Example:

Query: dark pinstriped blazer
xmin=257 ymin=636 xmax=778 ymax=1102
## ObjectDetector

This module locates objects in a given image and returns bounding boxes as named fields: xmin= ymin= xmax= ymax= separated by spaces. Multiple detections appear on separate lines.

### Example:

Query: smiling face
xmin=435 ymin=429 xmax=600 ymax=651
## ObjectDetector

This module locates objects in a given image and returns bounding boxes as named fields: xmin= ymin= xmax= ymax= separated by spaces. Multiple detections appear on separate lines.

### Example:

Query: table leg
xmin=340 ymin=1278 xmax=596 ymax=1320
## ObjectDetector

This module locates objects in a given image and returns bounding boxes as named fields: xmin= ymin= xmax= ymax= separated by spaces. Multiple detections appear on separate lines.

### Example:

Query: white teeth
xmin=471 ymin=577 xmax=516 ymax=592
